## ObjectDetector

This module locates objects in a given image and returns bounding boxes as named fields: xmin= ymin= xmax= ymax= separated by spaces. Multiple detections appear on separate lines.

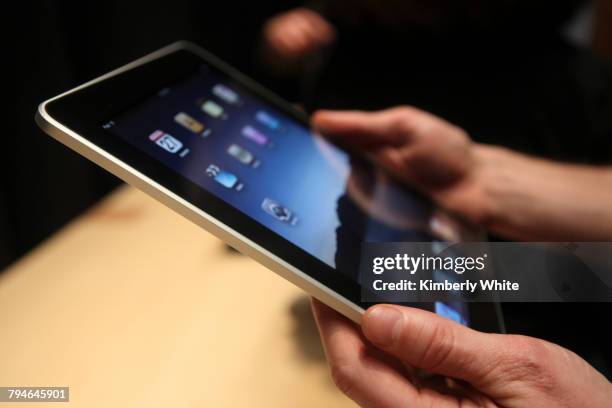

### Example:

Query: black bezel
xmin=43 ymin=43 xmax=502 ymax=332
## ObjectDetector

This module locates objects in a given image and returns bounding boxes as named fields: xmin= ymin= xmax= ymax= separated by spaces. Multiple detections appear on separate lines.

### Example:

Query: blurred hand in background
xmin=261 ymin=8 xmax=336 ymax=71
xmin=313 ymin=107 xmax=612 ymax=241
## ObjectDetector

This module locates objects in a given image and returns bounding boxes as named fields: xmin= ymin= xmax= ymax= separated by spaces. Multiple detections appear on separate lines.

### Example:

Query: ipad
xmin=36 ymin=41 xmax=503 ymax=331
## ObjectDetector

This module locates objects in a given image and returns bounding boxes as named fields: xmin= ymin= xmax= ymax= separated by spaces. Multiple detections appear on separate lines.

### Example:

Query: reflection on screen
xmin=105 ymin=63 xmax=447 ymax=281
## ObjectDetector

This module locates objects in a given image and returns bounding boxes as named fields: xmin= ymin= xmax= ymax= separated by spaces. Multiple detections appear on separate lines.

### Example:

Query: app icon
xmin=201 ymin=100 xmax=224 ymax=118
xmin=206 ymin=164 xmax=243 ymax=190
xmin=227 ymin=144 xmax=258 ymax=166
xmin=174 ymin=112 xmax=205 ymax=134
xmin=255 ymin=110 xmax=281 ymax=131
xmin=149 ymin=130 xmax=183 ymax=153
xmin=212 ymin=84 xmax=240 ymax=105
xmin=261 ymin=198 xmax=297 ymax=225
xmin=242 ymin=125 xmax=270 ymax=147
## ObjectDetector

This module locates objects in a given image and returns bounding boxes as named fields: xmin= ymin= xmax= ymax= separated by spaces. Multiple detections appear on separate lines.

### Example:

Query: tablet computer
xmin=36 ymin=41 xmax=503 ymax=331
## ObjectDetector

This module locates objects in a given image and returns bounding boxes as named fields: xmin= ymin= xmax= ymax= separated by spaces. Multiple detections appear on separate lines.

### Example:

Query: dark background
xmin=5 ymin=0 xmax=301 ymax=270
xmin=5 ymin=0 xmax=612 ymax=378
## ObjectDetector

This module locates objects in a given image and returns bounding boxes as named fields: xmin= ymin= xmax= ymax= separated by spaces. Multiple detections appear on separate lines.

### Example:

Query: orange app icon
xmin=174 ymin=112 xmax=205 ymax=134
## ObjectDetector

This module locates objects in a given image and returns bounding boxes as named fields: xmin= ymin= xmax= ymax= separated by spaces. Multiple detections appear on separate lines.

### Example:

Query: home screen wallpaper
xmin=106 ymin=62 xmax=437 ymax=277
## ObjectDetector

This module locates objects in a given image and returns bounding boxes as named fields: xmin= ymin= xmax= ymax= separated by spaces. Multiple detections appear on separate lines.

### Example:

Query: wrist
xmin=463 ymin=144 xmax=512 ymax=231
xmin=466 ymin=144 xmax=612 ymax=240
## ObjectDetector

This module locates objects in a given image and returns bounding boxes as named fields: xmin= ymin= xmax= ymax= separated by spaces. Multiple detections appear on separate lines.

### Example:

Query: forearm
xmin=475 ymin=145 xmax=612 ymax=241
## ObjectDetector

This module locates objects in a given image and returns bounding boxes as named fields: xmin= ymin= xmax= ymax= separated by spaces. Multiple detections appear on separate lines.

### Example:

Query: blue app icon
xmin=206 ymin=164 xmax=242 ymax=190
xmin=214 ymin=171 xmax=238 ymax=188
xmin=255 ymin=110 xmax=281 ymax=131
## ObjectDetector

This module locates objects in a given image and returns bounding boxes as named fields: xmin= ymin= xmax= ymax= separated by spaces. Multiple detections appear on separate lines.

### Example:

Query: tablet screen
xmin=106 ymin=63 xmax=455 ymax=279
xmin=102 ymin=59 xmax=476 ymax=325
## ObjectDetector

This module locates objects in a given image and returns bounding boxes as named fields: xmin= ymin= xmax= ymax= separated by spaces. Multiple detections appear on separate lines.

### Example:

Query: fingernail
xmin=364 ymin=306 xmax=403 ymax=347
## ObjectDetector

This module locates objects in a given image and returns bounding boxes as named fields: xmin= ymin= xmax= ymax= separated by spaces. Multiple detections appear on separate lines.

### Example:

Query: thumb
xmin=362 ymin=305 xmax=507 ymax=387
xmin=311 ymin=108 xmax=421 ymax=149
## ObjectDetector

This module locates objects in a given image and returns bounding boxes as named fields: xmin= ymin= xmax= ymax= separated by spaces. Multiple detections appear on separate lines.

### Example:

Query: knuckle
xmin=507 ymin=335 xmax=547 ymax=368
xmin=329 ymin=362 xmax=357 ymax=397
xmin=416 ymin=321 xmax=457 ymax=372
xmin=391 ymin=106 xmax=417 ymax=124
xmin=494 ymin=335 xmax=557 ymax=392
xmin=387 ymin=107 xmax=419 ymax=137
xmin=390 ymin=105 xmax=418 ymax=117
xmin=387 ymin=106 xmax=442 ymax=140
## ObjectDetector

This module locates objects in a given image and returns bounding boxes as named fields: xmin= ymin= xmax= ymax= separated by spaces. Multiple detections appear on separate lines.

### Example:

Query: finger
xmin=281 ymin=22 xmax=310 ymax=52
xmin=311 ymin=298 xmax=364 ymax=361
xmin=312 ymin=108 xmax=418 ymax=149
xmin=265 ymin=20 xmax=302 ymax=57
xmin=310 ymin=301 xmax=414 ymax=377
xmin=267 ymin=31 xmax=295 ymax=56
xmin=296 ymin=19 xmax=326 ymax=52
xmin=300 ymin=10 xmax=336 ymax=45
xmin=311 ymin=300 xmax=455 ymax=408
xmin=283 ymin=11 xmax=326 ymax=54
xmin=362 ymin=305 xmax=505 ymax=387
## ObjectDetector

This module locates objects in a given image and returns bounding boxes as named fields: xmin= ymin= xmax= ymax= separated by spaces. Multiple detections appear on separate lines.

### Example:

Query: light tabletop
xmin=0 ymin=185 xmax=356 ymax=408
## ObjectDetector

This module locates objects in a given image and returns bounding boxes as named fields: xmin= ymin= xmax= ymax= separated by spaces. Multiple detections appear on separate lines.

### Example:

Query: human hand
xmin=262 ymin=8 xmax=336 ymax=63
xmin=312 ymin=300 xmax=612 ymax=407
xmin=312 ymin=107 xmax=612 ymax=240
xmin=312 ymin=107 xmax=492 ymax=226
